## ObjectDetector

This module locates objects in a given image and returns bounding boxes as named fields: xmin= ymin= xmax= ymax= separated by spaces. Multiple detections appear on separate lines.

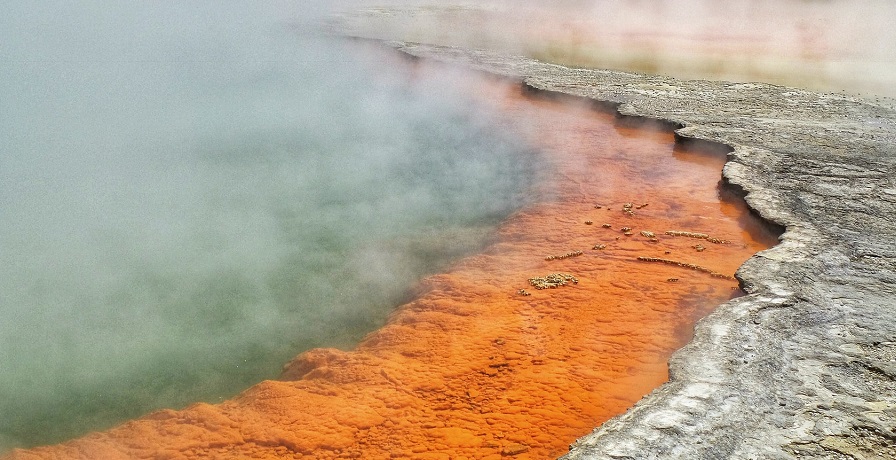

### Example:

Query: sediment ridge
xmin=378 ymin=42 xmax=896 ymax=458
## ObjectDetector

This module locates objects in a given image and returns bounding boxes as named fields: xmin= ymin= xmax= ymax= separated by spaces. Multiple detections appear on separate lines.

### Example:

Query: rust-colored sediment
xmin=10 ymin=69 xmax=777 ymax=460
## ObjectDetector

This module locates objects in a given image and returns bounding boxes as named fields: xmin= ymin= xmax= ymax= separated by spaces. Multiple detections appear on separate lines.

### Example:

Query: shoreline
xmin=382 ymin=42 xmax=896 ymax=458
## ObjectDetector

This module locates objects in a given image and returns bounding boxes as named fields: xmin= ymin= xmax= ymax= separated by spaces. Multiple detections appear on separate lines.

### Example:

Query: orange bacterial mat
xmin=10 ymin=60 xmax=779 ymax=460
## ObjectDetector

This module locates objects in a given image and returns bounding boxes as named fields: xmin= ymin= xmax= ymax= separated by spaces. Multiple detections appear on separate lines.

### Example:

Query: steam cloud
xmin=0 ymin=0 xmax=538 ymax=450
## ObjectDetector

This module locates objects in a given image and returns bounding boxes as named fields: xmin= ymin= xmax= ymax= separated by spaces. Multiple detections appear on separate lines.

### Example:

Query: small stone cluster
xmin=621 ymin=202 xmax=649 ymax=216
xmin=528 ymin=273 xmax=579 ymax=289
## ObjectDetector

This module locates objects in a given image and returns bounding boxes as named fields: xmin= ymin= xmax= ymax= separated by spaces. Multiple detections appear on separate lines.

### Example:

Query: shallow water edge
xmin=381 ymin=40 xmax=896 ymax=460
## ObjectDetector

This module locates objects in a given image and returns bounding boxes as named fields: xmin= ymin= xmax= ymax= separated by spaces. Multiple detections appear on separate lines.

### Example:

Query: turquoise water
xmin=0 ymin=2 xmax=537 ymax=450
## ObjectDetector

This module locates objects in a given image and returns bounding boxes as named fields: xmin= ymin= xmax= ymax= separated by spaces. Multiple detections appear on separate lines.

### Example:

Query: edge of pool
xmin=374 ymin=41 xmax=896 ymax=459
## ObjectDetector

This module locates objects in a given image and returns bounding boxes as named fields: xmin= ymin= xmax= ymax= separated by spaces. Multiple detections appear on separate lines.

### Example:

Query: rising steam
xmin=0 ymin=0 xmax=538 ymax=450
xmin=337 ymin=0 xmax=896 ymax=98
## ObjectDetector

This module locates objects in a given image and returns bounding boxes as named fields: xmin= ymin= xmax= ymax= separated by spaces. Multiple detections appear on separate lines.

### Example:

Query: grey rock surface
xmin=370 ymin=42 xmax=896 ymax=459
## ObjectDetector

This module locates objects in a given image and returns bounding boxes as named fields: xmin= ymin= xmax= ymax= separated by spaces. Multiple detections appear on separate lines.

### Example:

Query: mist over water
xmin=0 ymin=1 xmax=538 ymax=450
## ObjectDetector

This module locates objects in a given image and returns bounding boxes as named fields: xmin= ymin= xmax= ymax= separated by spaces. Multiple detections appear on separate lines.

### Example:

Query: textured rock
xmin=383 ymin=42 xmax=896 ymax=459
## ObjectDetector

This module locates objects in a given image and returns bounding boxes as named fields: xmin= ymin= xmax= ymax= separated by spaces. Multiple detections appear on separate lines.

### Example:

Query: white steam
xmin=337 ymin=0 xmax=896 ymax=98
xmin=0 ymin=0 xmax=538 ymax=451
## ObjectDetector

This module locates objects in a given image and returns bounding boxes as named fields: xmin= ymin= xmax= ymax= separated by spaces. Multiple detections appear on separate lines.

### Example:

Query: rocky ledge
xmin=382 ymin=42 xmax=896 ymax=459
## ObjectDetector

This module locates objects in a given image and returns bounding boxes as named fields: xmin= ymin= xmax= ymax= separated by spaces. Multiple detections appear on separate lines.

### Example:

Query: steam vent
xmin=7 ymin=3 xmax=896 ymax=460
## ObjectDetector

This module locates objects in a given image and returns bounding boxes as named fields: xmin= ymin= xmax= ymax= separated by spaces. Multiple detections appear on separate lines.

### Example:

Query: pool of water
xmin=3 ymin=1 xmax=802 ymax=456
xmin=0 ymin=2 xmax=540 ymax=451
xmin=7 ymin=58 xmax=781 ymax=459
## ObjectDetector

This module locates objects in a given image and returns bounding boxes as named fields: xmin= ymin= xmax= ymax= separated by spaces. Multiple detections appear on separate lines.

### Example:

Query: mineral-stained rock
xmin=502 ymin=442 xmax=530 ymax=456
xmin=381 ymin=42 xmax=896 ymax=459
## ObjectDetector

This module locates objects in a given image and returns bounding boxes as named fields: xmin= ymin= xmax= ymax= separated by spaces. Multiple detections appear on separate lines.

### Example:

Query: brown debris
xmin=636 ymin=256 xmax=736 ymax=280
xmin=664 ymin=230 xmax=732 ymax=244
xmin=545 ymin=251 xmax=584 ymax=261
xmin=528 ymin=273 xmax=579 ymax=289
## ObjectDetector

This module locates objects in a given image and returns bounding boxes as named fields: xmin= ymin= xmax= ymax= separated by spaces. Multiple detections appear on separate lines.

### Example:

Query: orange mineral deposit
xmin=8 ymin=61 xmax=779 ymax=460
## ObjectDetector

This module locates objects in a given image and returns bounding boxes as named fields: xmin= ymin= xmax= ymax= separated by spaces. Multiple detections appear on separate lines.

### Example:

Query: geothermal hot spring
xmin=1 ymin=0 xmax=886 ymax=458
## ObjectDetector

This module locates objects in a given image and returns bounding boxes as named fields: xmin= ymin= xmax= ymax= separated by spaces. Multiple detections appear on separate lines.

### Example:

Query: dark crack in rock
xmin=338 ymin=39 xmax=896 ymax=459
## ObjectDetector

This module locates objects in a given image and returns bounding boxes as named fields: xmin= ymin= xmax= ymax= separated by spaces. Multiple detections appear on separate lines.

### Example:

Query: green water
xmin=0 ymin=1 xmax=538 ymax=451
